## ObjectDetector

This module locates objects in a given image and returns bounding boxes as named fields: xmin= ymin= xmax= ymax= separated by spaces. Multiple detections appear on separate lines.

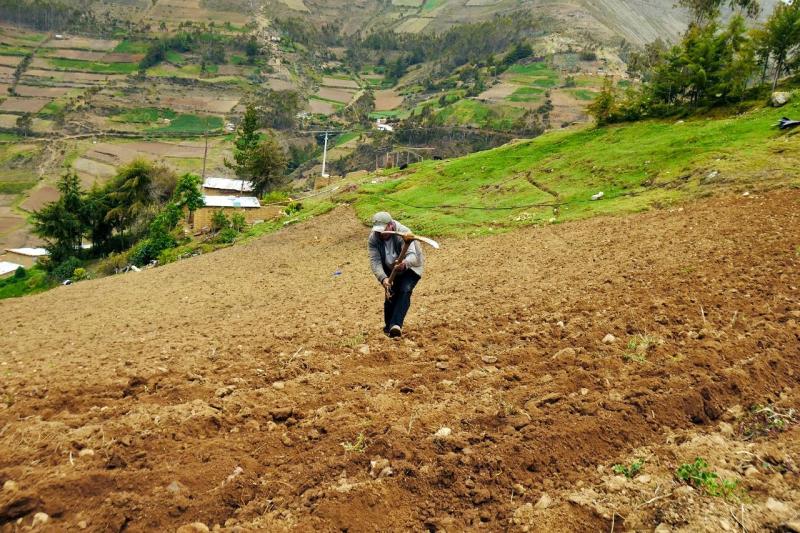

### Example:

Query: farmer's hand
xmin=395 ymin=261 xmax=407 ymax=272
xmin=382 ymin=278 xmax=391 ymax=288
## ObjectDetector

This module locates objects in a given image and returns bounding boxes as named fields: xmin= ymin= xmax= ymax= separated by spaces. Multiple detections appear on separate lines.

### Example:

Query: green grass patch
xmin=570 ymin=89 xmax=597 ymax=101
xmin=0 ymin=266 xmax=53 ymax=300
xmin=112 ymin=107 xmax=178 ymax=124
xmin=0 ymin=181 xmax=35 ymax=194
xmin=165 ymin=50 xmax=186 ymax=65
xmin=47 ymin=58 xmax=138 ymax=74
xmin=422 ymin=0 xmax=444 ymax=10
xmin=335 ymin=131 xmax=360 ymax=146
xmin=146 ymin=114 xmax=223 ymax=133
xmin=113 ymin=40 xmax=149 ymax=54
xmin=350 ymin=98 xmax=800 ymax=236
xmin=0 ymin=133 xmax=21 ymax=142
xmin=0 ymin=44 xmax=32 ymax=56
xmin=509 ymin=86 xmax=544 ymax=102
xmin=38 ymin=100 xmax=65 ymax=117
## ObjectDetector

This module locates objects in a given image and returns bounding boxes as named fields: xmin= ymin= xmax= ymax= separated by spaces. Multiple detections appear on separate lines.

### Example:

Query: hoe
xmin=381 ymin=231 xmax=440 ymax=300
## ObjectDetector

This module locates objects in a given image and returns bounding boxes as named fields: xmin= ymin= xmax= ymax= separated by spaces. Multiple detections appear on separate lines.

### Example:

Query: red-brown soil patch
xmin=0 ymin=191 xmax=798 ymax=530
xmin=0 ymin=97 xmax=50 ymax=113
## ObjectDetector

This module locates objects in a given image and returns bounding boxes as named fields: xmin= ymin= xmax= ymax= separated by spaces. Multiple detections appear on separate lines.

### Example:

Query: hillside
xmin=1 ymin=189 xmax=799 ymax=530
xmin=263 ymin=0 xmax=782 ymax=44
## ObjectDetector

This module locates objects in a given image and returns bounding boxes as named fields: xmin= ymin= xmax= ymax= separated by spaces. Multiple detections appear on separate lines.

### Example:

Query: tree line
xmin=590 ymin=0 xmax=800 ymax=125
xmin=32 ymin=162 xmax=204 ymax=278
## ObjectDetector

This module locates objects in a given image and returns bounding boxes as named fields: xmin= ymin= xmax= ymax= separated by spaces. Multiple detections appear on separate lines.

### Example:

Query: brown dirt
xmin=316 ymin=86 xmax=356 ymax=104
xmin=13 ymin=85 xmax=71 ymax=98
xmin=322 ymin=77 xmax=359 ymax=89
xmin=0 ymin=97 xmax=51 ymax=114
xmin=374 ymin=89 xmax=403 ymax=111
xmin=0 ymin=56 xmax=21 ymax=68
xmin=43 ymin=50 xmax=108 ymax=61
xmin=42 ymin=37 xmax=119 ymax=52
xmin=19 ymin=185 xmax=59 ymax=213
xmin=0 ymin=190 xmax=799 ymax=531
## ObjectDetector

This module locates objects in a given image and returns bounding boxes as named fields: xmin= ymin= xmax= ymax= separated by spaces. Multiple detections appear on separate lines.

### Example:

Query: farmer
xmin=368 ymin=212 xmax=424 ymax=338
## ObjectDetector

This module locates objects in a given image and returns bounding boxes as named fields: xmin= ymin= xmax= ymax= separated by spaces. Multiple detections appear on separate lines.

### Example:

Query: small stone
xmin=534 ymin=492 xmax=552 ymax=509
xmin=602 ymin=334 xmax=616 ymax=344
xmin=580 ymin=388 xmax=589 ymax=396
xmin=719 ymin=518 xmax=732 ymax=531
xmin=167 ymin=481 xmax=184 ymax=494
xmin=718 ymin=421 xmax=734 ymax=436
xmin=357 ymin=345 xmax=370 ymax=356
xmin=481 ymin=355 xmax=498 ymax=364
xmin=674 ymin=485 xmax=694 ymax=496
xmin=512 ymin=483 xmax=527 ymax=495
xmin=552 ymin=347 xmax=576 ymax=360
xmin=780 ymin=520 xmax=800 ymax=533
xmin=636 ymin=474 xmax=651 ymax=484
xmin=556 ymin=321 xmax=565 ymax=328
xmin=605 ymin=475 xmax=627 ymax=492
xmin=77 ymin=520 xmax=88 ymax=529
xmin=434 ymin=427 xmax=452 ymax=439
xmin=272 ymin=381 xmax=285 ymax=390
xmin=32 ymin=512 xmax=49 ymax=527
xmin=78 ymin=448 xmax=95 ymax=458
xmin=436 ymin=362 xmax=449 ymax=370
xmin=176 ymin=523 xmax=210 ymax=533
xmin=766 ymin=497 xmax=792 ymax=518
xmin=281 ymin=433 xmax=293 ymax=447
xmin=2 ymin=480 xmax=19 ymax=492
xmin=654 ymin=523 xmax=671 ymax=533
xmin=744 ymin=466 xmax=758 ymax=477
xmin=440 ymin=380 xmax=454 ymax=387
xmin=369 ymin=457 xmax=393 ymax=478
xmin=215 ymin=386 xmax=235 ymax=398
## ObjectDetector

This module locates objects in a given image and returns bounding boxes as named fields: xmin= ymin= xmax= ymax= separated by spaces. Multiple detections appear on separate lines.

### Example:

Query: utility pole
xmin=321 ymin=131 xmax=330 ymax=178
xmin=202 ymin=117 xmax=209 ymax=180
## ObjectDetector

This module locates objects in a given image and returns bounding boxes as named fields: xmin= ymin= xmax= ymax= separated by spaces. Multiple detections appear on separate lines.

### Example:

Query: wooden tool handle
xmin=385 ymin=239 xmax=412 ymax=300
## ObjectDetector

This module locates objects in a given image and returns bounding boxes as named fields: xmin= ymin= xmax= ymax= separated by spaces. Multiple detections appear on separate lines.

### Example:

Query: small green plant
xmin=211 ymin=209 xmax=230 ymax=232
xmin=676 ymin=458 xmax=742 ymax=500
xmin=340 ymin=432 xmax=367 ymax=453
xmin=230 ymin=212 xmax=247 ymax=232
xmin=613 ymin=459 xmax=644 ymax=478
xmin=738 ymin=404 xmax=796 ymax=440
xmin=72 ymin=267 xmax=89 ymax=281
xmin=623 ymin=333 xmax=661 ymax=363
xmin=284 ymin=201 xmax=302 ymax=216
xmin=216 ymin=227 xmax=239 ymax=244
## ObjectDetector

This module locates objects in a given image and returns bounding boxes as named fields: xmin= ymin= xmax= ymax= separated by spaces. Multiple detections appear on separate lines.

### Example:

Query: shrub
xmin=97 ymin=251 xmax=132 ymax=275
xmin=284 ymin=201 xmax=302 ymax=216
xmin=215 ymin=227 xmax=239 ymax=244
xmin=72 ymin=267 xmax=89 ymax=281
xmin=51 ymin=257 xmax=82 ymax=281
xmin=211 ymin=209 xmax=230 ymax=231
xmin=13 ymin=266 xmax=26 ymax=279
xmin=230 ymin=212 xmax=247 ymax=232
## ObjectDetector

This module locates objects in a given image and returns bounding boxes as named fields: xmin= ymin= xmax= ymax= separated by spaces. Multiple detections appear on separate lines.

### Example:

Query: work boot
xmin=389 ymin=325 xmax=402 ymax=338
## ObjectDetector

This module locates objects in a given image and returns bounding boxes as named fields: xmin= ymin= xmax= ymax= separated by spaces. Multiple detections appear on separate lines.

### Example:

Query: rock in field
xmin=434 ymin=427 xmax=452 ymax=439
xmin=32 ymin=512 xmax=50 ymax=527
xmin=602 ymin=334 xmax=616 ymax=344
xmin=176 ymin=523 xmax=210 ymax=533
xmin=772 ymin=92 xmax=791 ymax=107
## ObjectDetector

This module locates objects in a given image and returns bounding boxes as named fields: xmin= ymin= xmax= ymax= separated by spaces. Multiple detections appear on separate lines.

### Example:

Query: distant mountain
xmin=262 ymin=0 xmax=782 ymax=46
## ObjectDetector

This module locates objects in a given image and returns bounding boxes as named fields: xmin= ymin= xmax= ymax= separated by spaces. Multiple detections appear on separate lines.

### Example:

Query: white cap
xmin=371 ymin=211 xmax=392 ymax=232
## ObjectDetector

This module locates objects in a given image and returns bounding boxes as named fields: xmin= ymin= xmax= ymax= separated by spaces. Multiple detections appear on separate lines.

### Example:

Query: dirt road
xmin=1 ymin=190 xmax=798 ymax=531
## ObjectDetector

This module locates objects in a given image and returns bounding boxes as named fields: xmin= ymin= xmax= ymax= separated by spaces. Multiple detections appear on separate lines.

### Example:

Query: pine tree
xmin=225 ymin=104 xmax=261 ymax=178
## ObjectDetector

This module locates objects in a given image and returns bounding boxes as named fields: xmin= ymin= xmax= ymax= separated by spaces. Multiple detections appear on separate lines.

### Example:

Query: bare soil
xmin=374 ymin=89 xmax=403 ymax=111
xmin=0 ymin=97 xmax=51 ymax=114
xmin=0 ymin=190 xmax=798 ymax=531
xmin=19 ymin=185 xmax=58 ymax=213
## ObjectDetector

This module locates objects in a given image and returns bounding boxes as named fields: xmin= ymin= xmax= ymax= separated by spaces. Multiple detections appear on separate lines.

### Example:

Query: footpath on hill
xmin=0 ymin=190 xmax=799 ymax=531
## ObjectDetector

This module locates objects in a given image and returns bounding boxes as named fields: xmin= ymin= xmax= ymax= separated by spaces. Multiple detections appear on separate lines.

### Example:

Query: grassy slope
xmin=347 ymin=99 xmax=800 ymax=236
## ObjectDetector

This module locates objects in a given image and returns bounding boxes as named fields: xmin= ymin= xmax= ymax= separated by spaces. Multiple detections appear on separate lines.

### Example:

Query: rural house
xmin=202 ymin=177 xmax=254 ymax=197
xmin=3 ymin=247 xmax=48 ymax=268
xmin=194 ymin=195 xmax=283 ymax=230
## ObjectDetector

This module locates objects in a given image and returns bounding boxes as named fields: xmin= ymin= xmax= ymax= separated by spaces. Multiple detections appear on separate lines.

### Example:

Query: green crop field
xmin=147 ymin=114 xmax=223 ymax=133
xmin=349 ymin=99 xmax=800 ymax=236
xmin=509 ymin=87 xmax=545 ymax=102
xmin=570 ymin=89 xmax=597 ymax=101
xmin=47 ymin=58 xmax=138 ymax=74
xmin=112 ymin=107 xmax=179 ymax=124
xmin=114 ymin=40 xmax=150 ymax=54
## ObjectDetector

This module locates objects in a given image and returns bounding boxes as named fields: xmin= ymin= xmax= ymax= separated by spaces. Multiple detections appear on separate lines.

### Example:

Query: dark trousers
xmin=384 ymin=270 xmax=420 ymax=330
